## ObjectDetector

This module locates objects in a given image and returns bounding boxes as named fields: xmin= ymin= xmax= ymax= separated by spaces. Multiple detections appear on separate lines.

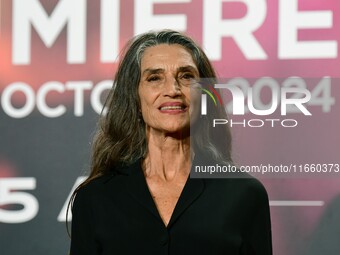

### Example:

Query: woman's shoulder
xmin=204 ymin=173 xmax=269 ymax=202
xmin=74 ymin=160 xmax=140 ymax=197
xmin=73 ymin=174 xmax=114 ymax=199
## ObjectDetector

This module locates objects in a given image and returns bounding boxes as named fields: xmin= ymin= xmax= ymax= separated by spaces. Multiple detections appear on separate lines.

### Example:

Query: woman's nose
xmin=163 ymin=77 xmax=182 ymax=96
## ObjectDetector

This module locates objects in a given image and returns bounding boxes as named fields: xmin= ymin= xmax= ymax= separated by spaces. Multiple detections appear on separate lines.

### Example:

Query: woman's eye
xmin=180 ymin=73 xmax=195 ymax=80
xmin=178 ymin=73 xmax=197 ymax=86
xmin=147 ymin=76 xmax=161 ymax=82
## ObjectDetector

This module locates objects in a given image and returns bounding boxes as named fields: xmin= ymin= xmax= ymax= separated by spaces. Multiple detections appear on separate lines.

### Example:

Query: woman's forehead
xmin=140 ymin=44 xmax=196 ymax=71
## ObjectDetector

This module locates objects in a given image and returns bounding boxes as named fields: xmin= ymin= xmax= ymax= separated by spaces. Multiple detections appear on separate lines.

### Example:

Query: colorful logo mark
xmin=199 ymin=85 xmax=223 ymax=106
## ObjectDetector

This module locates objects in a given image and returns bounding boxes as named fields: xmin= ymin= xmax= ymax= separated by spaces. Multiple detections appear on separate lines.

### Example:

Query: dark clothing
xmin=70 ymin=158 xmax=272 ymax=255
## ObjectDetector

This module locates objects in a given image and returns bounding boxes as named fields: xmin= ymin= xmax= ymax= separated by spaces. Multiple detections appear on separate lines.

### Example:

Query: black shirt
xmin=70 ymin=158 xmax=272 ymax=255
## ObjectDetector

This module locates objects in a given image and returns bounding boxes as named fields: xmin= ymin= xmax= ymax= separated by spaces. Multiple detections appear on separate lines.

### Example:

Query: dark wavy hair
xmin=67 ymin=30 xmax=233 ymax=233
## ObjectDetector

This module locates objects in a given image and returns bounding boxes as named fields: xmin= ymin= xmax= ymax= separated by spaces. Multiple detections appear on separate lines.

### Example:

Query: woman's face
xmin=138 ymin=44 xmax=200 ymax=134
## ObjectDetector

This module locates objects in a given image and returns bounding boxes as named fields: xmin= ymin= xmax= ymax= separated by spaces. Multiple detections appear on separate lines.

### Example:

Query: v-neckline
xmin=142 ymin=172 xmax=191 ymax=228
xmin=125 ymin=159 xmax=205 ymax=229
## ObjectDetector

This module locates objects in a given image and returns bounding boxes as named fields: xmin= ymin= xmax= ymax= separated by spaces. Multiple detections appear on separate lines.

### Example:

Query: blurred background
xmin=0 ymin=0 xmax=340 ymax=254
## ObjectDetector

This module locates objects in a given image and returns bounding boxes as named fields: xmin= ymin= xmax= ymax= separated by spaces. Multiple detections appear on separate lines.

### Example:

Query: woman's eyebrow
xmin=142 ymin=65 xmax=199 ymax=76
xmin=142 ymin=68 xmax=164 ymax=76
xmin=177 ymin=65 xmax=199 ymax=75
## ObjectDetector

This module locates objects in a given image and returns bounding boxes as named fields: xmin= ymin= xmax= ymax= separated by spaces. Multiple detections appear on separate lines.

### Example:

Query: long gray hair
xmin=85 ymin=30 xmax=232 ymax=184
xmin=67 ymin=30 xmax=233 ymax=236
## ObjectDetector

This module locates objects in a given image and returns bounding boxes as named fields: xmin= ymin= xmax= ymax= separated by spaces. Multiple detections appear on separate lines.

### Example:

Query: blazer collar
xmin=122 ymin=157 xmax=205 ymax=229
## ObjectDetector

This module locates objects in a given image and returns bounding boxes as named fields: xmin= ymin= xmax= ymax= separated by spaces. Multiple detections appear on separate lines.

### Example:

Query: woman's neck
xmin=143 ymin=128 xmax=192 ymax=181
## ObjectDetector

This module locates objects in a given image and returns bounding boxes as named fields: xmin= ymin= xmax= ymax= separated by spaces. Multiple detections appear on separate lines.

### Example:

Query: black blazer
xmin=70 ymin=158 xmax=272 ymax=255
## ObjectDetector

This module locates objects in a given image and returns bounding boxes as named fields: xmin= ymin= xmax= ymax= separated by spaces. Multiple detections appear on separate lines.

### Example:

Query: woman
xmin=70 ymin=30 xmax=272 ymax=254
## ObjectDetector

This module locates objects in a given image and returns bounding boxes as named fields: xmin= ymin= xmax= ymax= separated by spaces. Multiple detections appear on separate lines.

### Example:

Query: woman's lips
xmin=159 ymin=102 xmax=187 ymax=113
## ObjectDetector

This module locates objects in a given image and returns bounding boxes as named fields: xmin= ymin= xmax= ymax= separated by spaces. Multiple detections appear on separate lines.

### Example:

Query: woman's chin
xmin=149 ymin=125 xmax=190 ymax=137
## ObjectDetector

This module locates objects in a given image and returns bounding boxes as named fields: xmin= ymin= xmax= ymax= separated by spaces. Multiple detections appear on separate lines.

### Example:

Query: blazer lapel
xmin=167 ymin=152 xmax=210 ymax=228
xmin=167 ymin=176 xmax=205 ymax=228
xmin=123 ymin=160 xmax=164 ymax=225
